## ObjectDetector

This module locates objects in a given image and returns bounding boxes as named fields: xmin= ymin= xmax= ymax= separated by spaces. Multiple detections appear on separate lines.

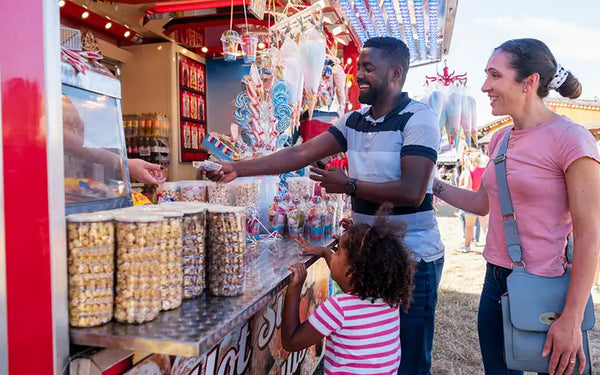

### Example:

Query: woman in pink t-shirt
xmin=432 ymin=38 xmax=600 ymax=375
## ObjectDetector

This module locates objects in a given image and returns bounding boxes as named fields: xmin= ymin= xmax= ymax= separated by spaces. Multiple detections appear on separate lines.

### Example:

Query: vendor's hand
xmin=542 ymin=314 xmax=585 ymax=375
xmin=204 ymin=161 xmax=237 ymax=183
xmin=309 ymin=166 xmax=348 ymax=194
xmin=128 ymin=159 xmax=165 ymax=184
xmin=288 ymin=262 xmax=307 ymax=289
xmin=340 ymin=218 xmax=353 ymax=231
xmin=295 ymin=237 xmax=325 ymax=258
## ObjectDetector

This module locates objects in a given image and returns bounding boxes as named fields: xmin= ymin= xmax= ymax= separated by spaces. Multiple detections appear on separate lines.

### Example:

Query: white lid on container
xmin=158 ymin=202 xmax=206 ymax=214
xmin=150 ymin=210 xmax=184 ymax=218
xmin=207 ymin=205 xmax=247 ymax=214
xmin=178 ymin=180 xmax=214 ymax=188
xmin=114 ymin=212 xmax=163 ymax=222
xmin=67 ymin=212 xmax=114 ymax=223
xmin=159 ymin=181 xmax=180 ymax=189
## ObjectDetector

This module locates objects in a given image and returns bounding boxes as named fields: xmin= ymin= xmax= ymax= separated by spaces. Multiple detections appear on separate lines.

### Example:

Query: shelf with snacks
xmin=180 ymin=85 xmax=206 ymax=97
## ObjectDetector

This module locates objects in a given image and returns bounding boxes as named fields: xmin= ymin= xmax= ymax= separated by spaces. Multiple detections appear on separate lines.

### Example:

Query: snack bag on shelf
xmin=287 ymin=198 xmax=305 ymax=238
xmin=308 ymin=196 xmax=325 ymax=242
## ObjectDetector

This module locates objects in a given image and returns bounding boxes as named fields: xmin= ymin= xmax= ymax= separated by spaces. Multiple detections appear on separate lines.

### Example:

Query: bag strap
xmin=493 ymin=128 xmax=523 ymax=265
xmin=493 ymin=129 xmax=574 ymax=266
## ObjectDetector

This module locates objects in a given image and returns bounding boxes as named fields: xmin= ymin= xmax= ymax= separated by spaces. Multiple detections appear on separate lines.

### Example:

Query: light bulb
xmin=81 ymin=11 xmax=89 ymax=19
xmin=124 ymin=30 xmax=131 ymax=38
xmin=105 ymin=22 xmax=112 ymax=30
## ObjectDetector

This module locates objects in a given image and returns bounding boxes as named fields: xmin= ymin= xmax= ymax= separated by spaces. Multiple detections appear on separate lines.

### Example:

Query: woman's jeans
xmin=478 ymin=263 xmax=549 ymax=375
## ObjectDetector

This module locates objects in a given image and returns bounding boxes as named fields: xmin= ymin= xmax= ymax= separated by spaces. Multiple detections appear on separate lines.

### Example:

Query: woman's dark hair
xmin=495 ymin=38 xmax=582 ymax=99
xmin=340 ymin=202 xmax=415 ymax=310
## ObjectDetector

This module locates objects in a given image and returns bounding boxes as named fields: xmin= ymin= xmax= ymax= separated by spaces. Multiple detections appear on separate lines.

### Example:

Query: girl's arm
xmin=432 ymin=178 xmax=490 ymax=216
xmin=281 ymin=263 xmax=324 ymax=352
xmin=295 ymin=237 xmax=332 ymax=267
xmin=543 ymin=157 xmax=600 ymax=375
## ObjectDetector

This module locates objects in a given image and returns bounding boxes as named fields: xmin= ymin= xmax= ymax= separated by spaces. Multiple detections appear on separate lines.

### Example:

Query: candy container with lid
xmin=67 ymin=212 xmax=115 ymax=327
xmin=308 ymin=196 xmax=325 ymax=242
xmin=287 ymin=198 xmax=306 ymax=239
xmin=268 ymin=196 xmax=286 ymax=236
xmin=157 ymin=182 xmax=180 ymax=202
xmin=232 ymin=179 xmax=261 ymax=208
xmin=114 ymin=213 xmax=163 ymax=324
xmin=138 ymin=208 xmax=184 ymax=311
xmin=208 ymin=183 xmax=234 ymax=205
xmin=207 ymin=206 xmax=247 ymax=296
xmin=179 ymin=180 xmax=211 ymax=202
xmin=160 ymin=202 xmax=207 ymax=299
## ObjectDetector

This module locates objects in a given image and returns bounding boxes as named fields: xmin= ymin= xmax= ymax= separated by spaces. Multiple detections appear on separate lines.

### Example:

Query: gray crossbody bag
xmin=494 ymin=128 xmax=595 ymax=374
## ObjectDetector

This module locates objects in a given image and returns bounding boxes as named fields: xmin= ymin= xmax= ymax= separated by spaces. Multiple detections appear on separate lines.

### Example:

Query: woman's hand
xmin=340 ymin=218 xmax=353 ymax=231
xmin=542 ymin=314 xmax=585 ymax=375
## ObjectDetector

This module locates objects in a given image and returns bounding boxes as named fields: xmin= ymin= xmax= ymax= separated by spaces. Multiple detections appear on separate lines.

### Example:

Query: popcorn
xmin=66 ymin=212 xmax=115 ymax=327
xmin=114 ymin=213 xmax=162 ymax=324
xmin=207 ymin=206 xmax=247 ymax=296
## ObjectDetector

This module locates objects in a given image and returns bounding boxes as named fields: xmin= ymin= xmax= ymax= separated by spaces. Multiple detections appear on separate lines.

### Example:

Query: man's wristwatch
xmin=344 ymin=178 xmax=357 ymax=196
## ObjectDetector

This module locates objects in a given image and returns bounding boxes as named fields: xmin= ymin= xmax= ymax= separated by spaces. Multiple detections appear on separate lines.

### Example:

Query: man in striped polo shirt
xmin=210 ymin=37 xmax=444 ymax=375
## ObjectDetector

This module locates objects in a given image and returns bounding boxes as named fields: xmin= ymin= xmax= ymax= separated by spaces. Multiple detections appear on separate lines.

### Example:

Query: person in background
xmin=468 ymin=151 xmax=489 ymax=247
xmin=282 ymin=203 xmax=415 ymax=374
xmin=207 ymin=37 xmax=444 ymax=374
xmin=433 ymin=38 xmax=600 ymax=374
xmin=457 ymin=155 xmax=477 ymax=253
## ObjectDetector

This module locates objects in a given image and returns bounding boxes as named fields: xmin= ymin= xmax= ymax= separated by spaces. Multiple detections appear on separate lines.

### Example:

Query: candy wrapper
xmin=287 ymin=198 xmax=306 ymax=238
xmin=268 ymin=196 xmax=286 ymax=236
xmin=245 ymin=206 xmax=260 ymax=243
xmin=307 ymin=197 xmax=326 ymax=242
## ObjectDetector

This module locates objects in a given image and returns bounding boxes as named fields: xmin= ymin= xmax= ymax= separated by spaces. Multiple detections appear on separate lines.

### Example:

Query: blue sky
xmin=404 ymin=0 xmax=600 ymax=127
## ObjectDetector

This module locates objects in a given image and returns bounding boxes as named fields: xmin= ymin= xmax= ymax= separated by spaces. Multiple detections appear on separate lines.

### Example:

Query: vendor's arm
xmin=281 ymin=263 xmax=325 ymax=352
xmin=543 ymin=156 xmax=600 ymax=374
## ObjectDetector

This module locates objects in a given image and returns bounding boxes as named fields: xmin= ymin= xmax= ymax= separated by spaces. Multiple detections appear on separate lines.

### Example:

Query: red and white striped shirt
xmin=308 ymin=293 xmax=401 ymax=375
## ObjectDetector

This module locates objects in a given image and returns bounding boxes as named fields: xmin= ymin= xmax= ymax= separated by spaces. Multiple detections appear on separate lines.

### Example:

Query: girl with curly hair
xmin=281 ymin=203 xmax=415 ymax=374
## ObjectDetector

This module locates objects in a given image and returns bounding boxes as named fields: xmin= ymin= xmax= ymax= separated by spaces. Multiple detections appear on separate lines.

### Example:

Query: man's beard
xmin=358 ymin=83 xmax=387 ymax=105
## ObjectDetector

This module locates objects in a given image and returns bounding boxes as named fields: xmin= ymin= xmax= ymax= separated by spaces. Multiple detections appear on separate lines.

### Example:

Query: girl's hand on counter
xmin=288 ymin=263 xmax=307 ymax=289
xmin=295 ymin=237 xmax=326 ymax=258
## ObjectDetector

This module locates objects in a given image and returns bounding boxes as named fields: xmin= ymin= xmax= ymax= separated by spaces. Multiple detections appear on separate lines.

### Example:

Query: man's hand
xmin=128 ymin=159 xmax=165 ymax=184
xmin=205 ymin=161 xmax=238 ymax=183
xmin=309 ymin=166 xmax=348 ymax=194
xmin=288 ymin=263 xmax=307 ymax=289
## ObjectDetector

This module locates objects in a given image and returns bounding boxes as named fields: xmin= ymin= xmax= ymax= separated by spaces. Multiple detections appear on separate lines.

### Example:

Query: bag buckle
xmin=502 ymin=212 xmax=517 ymax=221
xmin=510 ymin=260 xmax=526 ymax=268
xmin=494 ymin=153 xmax=506 ymax=164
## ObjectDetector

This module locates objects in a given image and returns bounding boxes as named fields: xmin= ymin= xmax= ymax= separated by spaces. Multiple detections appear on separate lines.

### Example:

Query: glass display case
xmin=61 ymin=61 xmax=132 ymax=214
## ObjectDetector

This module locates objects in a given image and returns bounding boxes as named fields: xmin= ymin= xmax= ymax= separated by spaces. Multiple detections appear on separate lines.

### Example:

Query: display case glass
xmin=62 ymin=62 xmax=132 ymax=214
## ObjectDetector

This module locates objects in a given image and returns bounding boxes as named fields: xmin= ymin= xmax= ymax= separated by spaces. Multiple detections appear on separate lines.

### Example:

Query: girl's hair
xmin=495 ymin=38 xmax=582 ymax=99
xmin=341 ymin=202 xmax=415 ymax=310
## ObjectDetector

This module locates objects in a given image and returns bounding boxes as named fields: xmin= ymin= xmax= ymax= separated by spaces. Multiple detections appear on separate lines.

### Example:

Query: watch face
xmin=345 ymin=180 xmax=356 ymax=195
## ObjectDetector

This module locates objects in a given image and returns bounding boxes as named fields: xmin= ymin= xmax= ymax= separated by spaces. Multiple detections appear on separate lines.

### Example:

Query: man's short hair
xmin=363 ymin=37 xmax=410 ymax=84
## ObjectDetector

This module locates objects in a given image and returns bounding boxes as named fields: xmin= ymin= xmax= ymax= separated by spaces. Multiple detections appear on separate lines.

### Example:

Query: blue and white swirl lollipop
xmin=273 ymin=104 xmax=292 ymax=120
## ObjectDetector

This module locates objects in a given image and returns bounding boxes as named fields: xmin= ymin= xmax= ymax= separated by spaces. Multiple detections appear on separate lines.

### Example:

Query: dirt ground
xmin=315 ymin=203 xmax=600 ymax=374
